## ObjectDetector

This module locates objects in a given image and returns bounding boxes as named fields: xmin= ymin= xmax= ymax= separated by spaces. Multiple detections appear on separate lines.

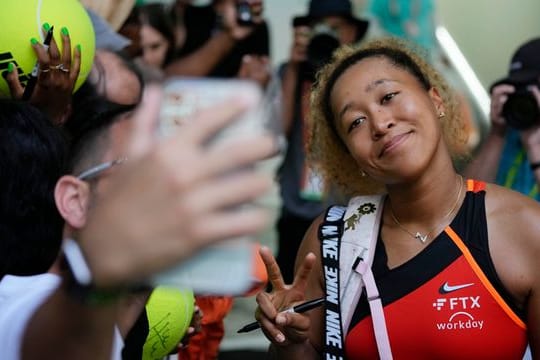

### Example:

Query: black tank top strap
xmin=452 ymin=180 xmax=525 ymax=320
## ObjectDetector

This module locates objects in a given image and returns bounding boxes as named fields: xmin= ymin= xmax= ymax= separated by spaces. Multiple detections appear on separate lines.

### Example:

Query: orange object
xmin=178 ymin=296 xmax=233 ymax=360
xmin=243 ymin=243 xmax=268 ymax=297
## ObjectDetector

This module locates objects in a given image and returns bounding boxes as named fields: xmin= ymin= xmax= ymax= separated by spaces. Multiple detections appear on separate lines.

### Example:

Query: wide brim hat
xmin=81 ymin=0 xmax=136 ymax=31
xmin=293 ymin=0 xmax=369 ymax=40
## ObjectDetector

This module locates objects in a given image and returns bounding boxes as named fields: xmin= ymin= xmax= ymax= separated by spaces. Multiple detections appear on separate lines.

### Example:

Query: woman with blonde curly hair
xmin=254 ymin=37 xmax=539 ymax=359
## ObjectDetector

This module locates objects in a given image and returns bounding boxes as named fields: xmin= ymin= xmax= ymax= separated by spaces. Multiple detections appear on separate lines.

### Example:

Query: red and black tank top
xmin=345 ymin=180 xmax=528 ymax=359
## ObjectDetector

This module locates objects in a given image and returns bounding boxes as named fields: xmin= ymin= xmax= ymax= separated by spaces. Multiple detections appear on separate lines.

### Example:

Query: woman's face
xmin=330 ymin=57 xmax=444 ymax=183
xmin=140 ymin=24 xmax=170 ymax=68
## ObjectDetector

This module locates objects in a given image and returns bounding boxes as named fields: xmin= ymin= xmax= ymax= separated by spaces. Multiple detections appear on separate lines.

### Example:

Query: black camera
xmin=300 ymin=23 xmax=340 ymax=81
xmin=236 ymin=1 xmax=254 ymax=26
xmin=502 ymin=82 xmax=540 ymax=130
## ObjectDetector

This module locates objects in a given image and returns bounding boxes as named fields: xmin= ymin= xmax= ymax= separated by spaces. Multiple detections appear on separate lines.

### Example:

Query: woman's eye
xmin=348 ymin=117 xmax=365 ymax=133
xmin=381 ymin=92 xmax=398 ymax=104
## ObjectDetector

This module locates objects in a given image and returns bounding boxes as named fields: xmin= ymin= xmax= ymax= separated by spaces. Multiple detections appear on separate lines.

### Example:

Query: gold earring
xmin=438 ymin=112 xmax=446 ymax=118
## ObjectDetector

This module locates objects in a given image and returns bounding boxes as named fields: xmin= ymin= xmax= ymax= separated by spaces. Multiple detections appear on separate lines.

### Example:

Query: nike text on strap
xmin=320 ymin=205 xmax=346 ymax=359
xmin=320 ymin=195 xmax=393 ymax=359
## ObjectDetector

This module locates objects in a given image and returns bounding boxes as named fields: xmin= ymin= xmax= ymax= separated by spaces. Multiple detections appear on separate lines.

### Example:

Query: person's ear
xmin=429 ymin=87 xmax=445 ymax=116
xmin=54 ymin=175 xmax=91 ymax=229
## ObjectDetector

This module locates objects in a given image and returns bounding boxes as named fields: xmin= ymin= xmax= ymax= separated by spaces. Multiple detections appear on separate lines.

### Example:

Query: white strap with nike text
xmin=321 ymin=195 xmax=393 ymax=359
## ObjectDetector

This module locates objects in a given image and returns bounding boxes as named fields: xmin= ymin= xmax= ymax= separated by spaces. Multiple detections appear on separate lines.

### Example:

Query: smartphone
xmin=151 ymin=77 xmax=273 ymax=295
xmin=158 ymin=77 xmax=270 ymax=144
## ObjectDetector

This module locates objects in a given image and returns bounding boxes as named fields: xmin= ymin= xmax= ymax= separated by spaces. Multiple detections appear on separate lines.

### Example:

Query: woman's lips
xmin=379 ymin=132 xmax=412 ymax=157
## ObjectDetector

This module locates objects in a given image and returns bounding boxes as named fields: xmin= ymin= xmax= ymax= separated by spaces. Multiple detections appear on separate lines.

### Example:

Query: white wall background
xmin=264 ymin=0 xmax=308 ymax=67
xmin=436 ymin=0 xmax=540 ymax=88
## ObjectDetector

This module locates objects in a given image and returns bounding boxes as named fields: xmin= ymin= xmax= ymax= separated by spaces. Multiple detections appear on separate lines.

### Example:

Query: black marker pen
xmin=22 ymin=26 xmax=54 ymax=100
xmin=237 ymin=297 xmax=325 ymax=333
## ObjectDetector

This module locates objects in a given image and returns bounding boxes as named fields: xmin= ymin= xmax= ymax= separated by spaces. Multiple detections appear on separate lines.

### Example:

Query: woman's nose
xmin=370 ymin=110 xmax=395 ymax=139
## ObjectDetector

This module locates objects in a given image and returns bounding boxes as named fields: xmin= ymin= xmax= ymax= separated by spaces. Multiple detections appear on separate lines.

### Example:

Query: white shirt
xmin=0 ymin=273 xmax=123 ymax=359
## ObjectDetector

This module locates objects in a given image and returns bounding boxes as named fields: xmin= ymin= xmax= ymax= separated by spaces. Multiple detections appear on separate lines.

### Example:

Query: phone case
xmin=152 ymin=77 xmax=269 ymax=295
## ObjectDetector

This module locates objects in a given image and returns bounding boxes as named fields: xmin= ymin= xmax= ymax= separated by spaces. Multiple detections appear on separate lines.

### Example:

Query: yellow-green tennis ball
xmin=143 ymin=287 xmax=195 ymax=360
xmin=0 ymin=0 xmax=96 ymax=97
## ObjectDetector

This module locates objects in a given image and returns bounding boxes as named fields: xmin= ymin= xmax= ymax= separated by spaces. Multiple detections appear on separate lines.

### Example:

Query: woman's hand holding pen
xmin=4 ymin=23 xmax=81 ymax=125
xmin=255 ymin=246 xmax=317 ymax=346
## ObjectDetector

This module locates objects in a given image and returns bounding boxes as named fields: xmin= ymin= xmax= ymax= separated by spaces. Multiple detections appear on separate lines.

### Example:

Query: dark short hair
xmin=64 ymin=93 xmax=136 ymax=175
xmin=0 ymin=100 xmax=67 ymax=276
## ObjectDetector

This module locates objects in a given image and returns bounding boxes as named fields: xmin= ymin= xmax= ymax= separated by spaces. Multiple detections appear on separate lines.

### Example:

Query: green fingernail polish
xmin=7 ymin=62 xmax=14 ymax=73
xmin=43 ymin=22 xmax=51 ymax=31
xmin=76 ymin=44 xmax=81 ymax=52
xmin=30 ymin=38 xmax=39 ymax=45
xmin=61 ymin=27 xmax=69 ymax=36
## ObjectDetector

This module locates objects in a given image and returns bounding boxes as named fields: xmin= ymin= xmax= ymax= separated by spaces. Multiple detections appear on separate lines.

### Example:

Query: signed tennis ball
xmin=143 ymin=287 xmax=195 ymax=360
xmin=0 ymin=0 xmax=95 ymax=97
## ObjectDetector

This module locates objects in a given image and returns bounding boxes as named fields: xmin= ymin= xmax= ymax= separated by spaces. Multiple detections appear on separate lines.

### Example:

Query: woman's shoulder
xmin=484 ymin=182 xmax=540 ymax=239
xmin=484 ymin=182 xmax=540 ymax=217
xmin=483 ymin=183 xmax=540 ymax=308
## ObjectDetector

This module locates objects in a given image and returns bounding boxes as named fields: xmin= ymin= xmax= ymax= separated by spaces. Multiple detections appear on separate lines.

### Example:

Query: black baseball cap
xmin=493 ymin=37 xmax=540 ymax=88
xmin=292 ymin=0 xmax=369 ymax=40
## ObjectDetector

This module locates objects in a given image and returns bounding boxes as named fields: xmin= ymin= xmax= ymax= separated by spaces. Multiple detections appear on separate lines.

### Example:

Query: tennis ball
xmin=0 ymin=0 xmax=96 ymax=97
xmin=143 ymin=287 xmax=195 ymax=360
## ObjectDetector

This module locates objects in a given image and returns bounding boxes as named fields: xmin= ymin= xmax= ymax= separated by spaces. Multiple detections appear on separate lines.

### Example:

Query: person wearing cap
xmin=465 ymin=38 xmax=540 ymax=201
xmin=276 ymin=0 xmax=372 ymax=284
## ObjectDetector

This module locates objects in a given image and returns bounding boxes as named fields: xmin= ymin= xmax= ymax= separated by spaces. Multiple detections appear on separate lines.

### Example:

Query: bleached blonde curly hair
xmin=307 ymin=37 xmax=468 ymax=197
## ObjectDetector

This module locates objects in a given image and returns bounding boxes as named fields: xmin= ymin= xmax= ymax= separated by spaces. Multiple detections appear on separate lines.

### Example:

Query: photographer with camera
xmin=164 ymin=0 xmax=269 ymax=80
xmin=276 ymin=0 xmax=372 ymax=284
xmin=465 ymin=38 xmax=540 ymax=200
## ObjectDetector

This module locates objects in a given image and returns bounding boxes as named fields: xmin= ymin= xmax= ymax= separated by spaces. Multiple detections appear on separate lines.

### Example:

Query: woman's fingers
xmin=31 ymin=40 xmax=51 ymax=86
xmin=291 ymin=252 xmax=316 ymax=293
xmin=255 ymin=291 xmax=286 ymax=343
xmin=259 ymin=246 xmax=286 ymax=290
xmin=47 ymin=28 xmax=61 ymax=64
xmin=70 ymin=43 xmax=82 ymax=85
xmin=60 ymin=27 xmax=72 ymax=70
xmin=255 ymin=290 xmax=312 ymax=345
xmin=275 ymin=311 xmax=311 ymax=337
xmin=4 ymin=63 xmax=23 ymax=99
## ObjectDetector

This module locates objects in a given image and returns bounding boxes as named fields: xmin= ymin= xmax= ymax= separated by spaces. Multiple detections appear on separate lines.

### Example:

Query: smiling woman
xmin=253 ymin=37 xmax=540 ymax=360
xmin=309 ymin=38 xmax=466 ymax=196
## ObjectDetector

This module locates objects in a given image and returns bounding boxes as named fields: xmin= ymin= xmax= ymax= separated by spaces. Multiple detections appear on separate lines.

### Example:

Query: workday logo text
xmin=433 ymin=282 xmax=484 ymax=331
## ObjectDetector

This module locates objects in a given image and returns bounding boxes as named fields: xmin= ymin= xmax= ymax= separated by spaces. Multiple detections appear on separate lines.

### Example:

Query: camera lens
xmin=307 ymin=33 xmax=340 ymax=72
xmin=237 ymin=2 xmax=253 ymax=26
xmin=502 ymin=91 xmax=540 ymax=130
xmin=301 ymin=25 xmax=340 ymax=81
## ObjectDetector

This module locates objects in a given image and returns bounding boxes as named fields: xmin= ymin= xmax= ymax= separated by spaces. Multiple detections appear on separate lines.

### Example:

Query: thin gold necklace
xmin=389 ymin=175 xmax=464 ymax=244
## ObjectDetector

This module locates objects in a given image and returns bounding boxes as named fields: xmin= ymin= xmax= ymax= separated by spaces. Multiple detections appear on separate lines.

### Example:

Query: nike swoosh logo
xmin=439 ymin=282 xmax=474 ymax=294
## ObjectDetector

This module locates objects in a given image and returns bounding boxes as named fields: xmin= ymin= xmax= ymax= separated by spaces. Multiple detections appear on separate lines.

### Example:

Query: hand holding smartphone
xmin=152 ymin=77 xmax=276 ymax=296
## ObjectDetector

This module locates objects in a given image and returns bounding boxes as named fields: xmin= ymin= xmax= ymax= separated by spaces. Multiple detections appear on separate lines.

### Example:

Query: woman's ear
xmin=429 ymin=87 xmax=445 ymax=115
xmin=54 ymin=175 xmax=91 ymax=229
